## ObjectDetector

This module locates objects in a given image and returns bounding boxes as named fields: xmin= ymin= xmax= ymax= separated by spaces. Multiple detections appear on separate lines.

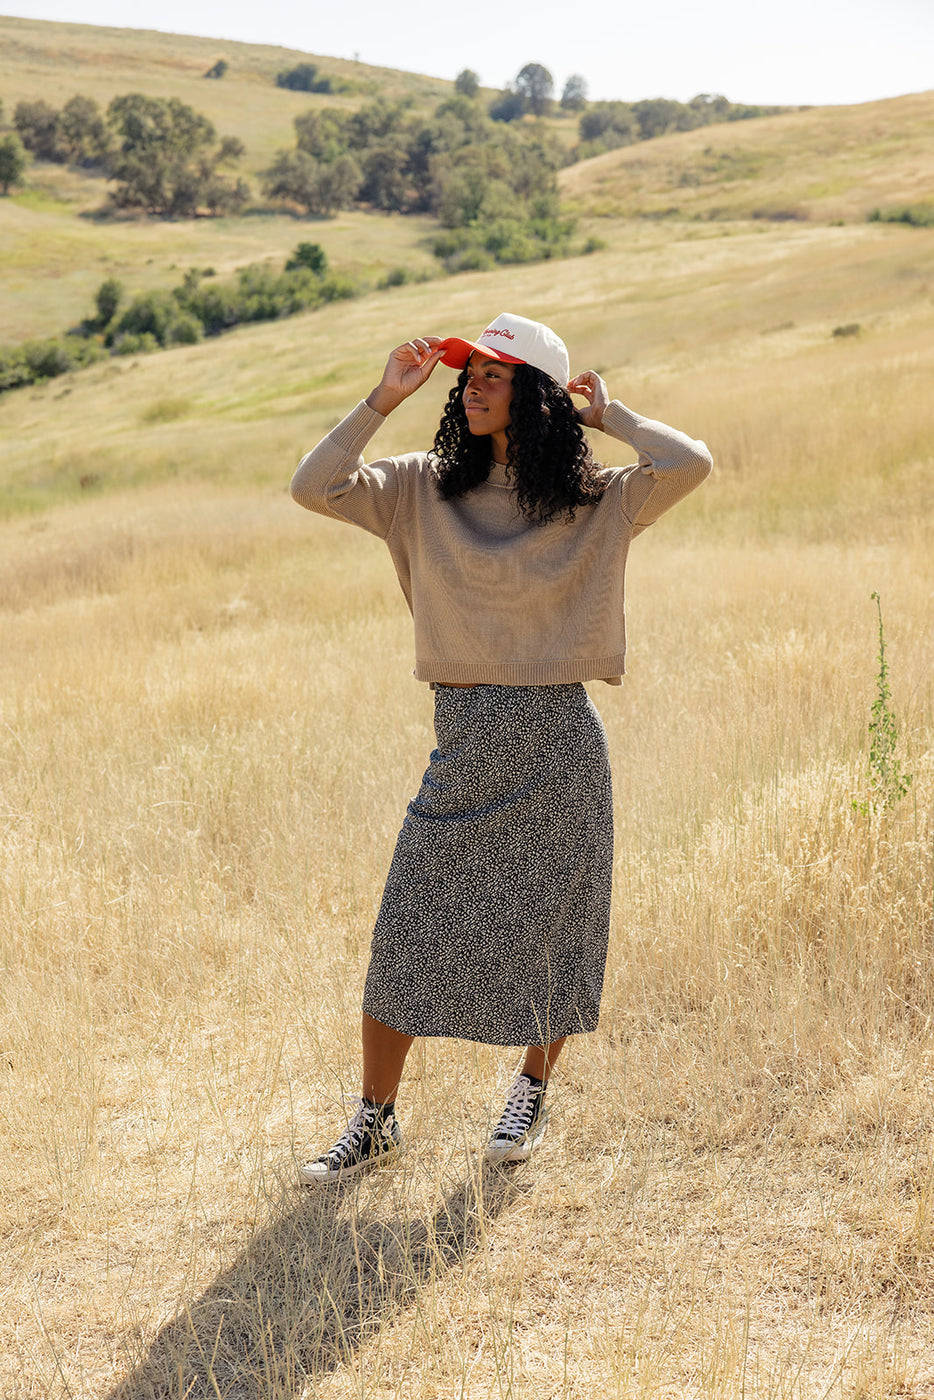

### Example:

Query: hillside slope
xmin=2 ymin=199 xmax=934 ymax=1400
xmin=560 ymin=89 xmax=934 ymax=223
xmin=0 ymin=16 xmax=450 ymax=344
xmin=3 ymin=214 xmax=933 ymax=522
xmin=0 ymin=14 xmax=563 ymax=344
xmin=0 ymin=13 xmax=454 ymax=163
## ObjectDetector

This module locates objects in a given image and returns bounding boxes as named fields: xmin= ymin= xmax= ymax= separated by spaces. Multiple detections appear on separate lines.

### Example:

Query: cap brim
xmin=438 ymin=336 xmax=526 ymax=370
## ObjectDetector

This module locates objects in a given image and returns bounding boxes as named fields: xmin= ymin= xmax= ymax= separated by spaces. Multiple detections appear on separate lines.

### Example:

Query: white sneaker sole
xmin=298 ymin=1142 xmax=402 ymax=1186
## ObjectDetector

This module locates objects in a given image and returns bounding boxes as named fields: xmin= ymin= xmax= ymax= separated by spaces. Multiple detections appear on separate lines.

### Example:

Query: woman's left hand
xmin=568 ymin=370 xmax=609 ymax=430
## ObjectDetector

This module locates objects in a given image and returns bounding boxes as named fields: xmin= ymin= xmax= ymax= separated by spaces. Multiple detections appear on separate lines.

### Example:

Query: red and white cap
xmin=438 ymin=311 xmax=570 ymax=387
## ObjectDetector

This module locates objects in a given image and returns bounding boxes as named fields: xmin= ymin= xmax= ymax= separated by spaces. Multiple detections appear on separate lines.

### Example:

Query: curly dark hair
xmin=430 ymin=363 xmax=606 ymax=525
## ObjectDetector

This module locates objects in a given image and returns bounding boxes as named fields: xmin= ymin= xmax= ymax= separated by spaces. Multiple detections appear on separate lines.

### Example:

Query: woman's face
xmin=463 ymin=353 xmax=516 ymax=453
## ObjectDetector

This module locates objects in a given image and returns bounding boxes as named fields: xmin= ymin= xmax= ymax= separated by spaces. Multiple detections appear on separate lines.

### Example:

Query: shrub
xmin=1 ymin=241 xmax=361 ymax=398
xmin=0 ymin=335 xmax=106 ymax=390
xmin=431 ymin=228 xmax=495 ymax=272
xmin=111 ymin=291 xmax=175 ymax=344
xmin=164 ymin=311 xmax=203 ymax=346
xmin=276 ymin=63 xmax=333 ymax=94
xmin=13 ymin=99 xmax=61 ymax=159
xmin=0 ymin=132 xmax=28 ymax=193
xmin=454 ymin=70 xmax=480 ymax=99
xmin=489 ymin=89 xmax=527 ymax=123
xmin=111 ymin=290 xmax=205 ymax=347
xmin=381 ymin=266 xmax=413 ymax=288
xmin=868 ymin=203 xmax=934 ymax=228
xmin=432 ymin=209 xmax=572 ymax=272
xmin=318 ymin=275 xmax=357 ymax=302
xmin=0 ymin=347 xmax=37 ymax=392
xmin=484 ymin=218 xmax=542 ymax=263
xmin=446 ymin=245 xmax=496 ymax=273
xmin=175 ymin=281 xmax=241 ymax=336
xmin=284 ymin=242 xmax=328 ymax=275
xmin=25 ymin=341 xmax=72 ymax=378
xmin=95 ymin=277 xmax=123 ymax=327
xmin=234 ymin=265 xmax=312 ymax=322
xmin=578 ymin=101 xmax=638 ymax=152
xmin=111 ymin=332 xmax=160 ymax=356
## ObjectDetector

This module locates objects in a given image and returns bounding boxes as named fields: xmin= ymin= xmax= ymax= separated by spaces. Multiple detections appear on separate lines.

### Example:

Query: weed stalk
xmin=854 ymin=590 xmax=913 ymax=815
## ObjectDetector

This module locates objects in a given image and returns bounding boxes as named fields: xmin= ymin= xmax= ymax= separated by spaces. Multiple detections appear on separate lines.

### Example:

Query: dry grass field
xmin=2 ymin=29 xmax=934 ymax=1396
xmin=560 ymin=90 xmax=934 ymax=224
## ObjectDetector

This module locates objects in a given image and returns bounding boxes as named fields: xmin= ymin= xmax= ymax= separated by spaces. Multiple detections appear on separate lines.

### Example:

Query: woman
xmin=290 ymin=312 xmax=711 ymax=1183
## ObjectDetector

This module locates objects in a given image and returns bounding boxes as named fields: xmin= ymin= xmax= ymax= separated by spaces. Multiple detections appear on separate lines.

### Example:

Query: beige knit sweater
xmin=291 ymin=399 xmax=712 ymax=685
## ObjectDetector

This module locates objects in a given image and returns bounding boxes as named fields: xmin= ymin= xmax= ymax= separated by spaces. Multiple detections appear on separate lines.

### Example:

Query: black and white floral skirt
xmin=362 ymin=682 xmax=613 ymax=1046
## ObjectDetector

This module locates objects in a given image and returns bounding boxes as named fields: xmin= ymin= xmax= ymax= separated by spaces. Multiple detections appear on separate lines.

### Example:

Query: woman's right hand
xmin=366 ymin=337 xmax=446 ymax=416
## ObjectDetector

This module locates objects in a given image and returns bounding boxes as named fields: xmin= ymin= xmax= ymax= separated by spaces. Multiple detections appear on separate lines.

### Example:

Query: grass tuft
xmin=139 ymin=395 xmax=193 ymax=424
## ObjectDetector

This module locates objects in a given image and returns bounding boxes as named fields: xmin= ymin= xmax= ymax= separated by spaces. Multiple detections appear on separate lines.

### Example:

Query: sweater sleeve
xmin=601 ymin=400 xmax=712 ymax=532
xmin=290 ymin=400 xmax=402 ymax=540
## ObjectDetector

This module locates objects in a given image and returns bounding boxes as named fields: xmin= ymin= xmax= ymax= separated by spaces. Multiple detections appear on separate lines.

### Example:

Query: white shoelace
xmin=493 ymin=1076 xmax=541 ymax=1139
xmin=326 ymin=1098 xmax=375 ymax=1161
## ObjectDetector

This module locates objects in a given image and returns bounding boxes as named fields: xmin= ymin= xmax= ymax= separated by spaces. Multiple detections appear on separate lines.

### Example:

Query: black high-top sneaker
xmin=484 ymin=1074 xmax=548 ymax=1163
xmin=299 ymin=1098 xmax=402 ymax=1185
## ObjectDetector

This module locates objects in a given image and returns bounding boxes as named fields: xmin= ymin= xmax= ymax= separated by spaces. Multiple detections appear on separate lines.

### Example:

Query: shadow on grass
xmin=106 ymin=1161 xmax=523 ymax=1399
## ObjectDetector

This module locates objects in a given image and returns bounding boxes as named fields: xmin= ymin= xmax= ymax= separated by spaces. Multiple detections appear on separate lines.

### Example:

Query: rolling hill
xmin=559 ymin=88 xmax=934 ymax=223
xmin=0 ymin=11 xmax=454 ymax=174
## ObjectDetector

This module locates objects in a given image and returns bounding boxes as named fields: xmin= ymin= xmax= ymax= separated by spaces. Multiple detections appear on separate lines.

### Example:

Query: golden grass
xmin=2 ymin=153 xmax=934 ymax=1396
xmin=560 ymin=90 xmax=934 ymax=224
xmin=1 ymin=486 xmax=931 ymax=1397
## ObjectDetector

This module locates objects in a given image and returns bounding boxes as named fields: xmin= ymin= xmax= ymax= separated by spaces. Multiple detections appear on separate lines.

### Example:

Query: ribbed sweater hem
xmin=415 ymin=656 xmax=625 ymax=686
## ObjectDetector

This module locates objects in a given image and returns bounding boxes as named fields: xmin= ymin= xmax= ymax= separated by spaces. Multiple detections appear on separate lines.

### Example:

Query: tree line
xmin=261 ymin=86 xmax=574 ymax=269
xmin=0 ymin=243 xmax=356 ymax=395
xmin=2 ymin=92 xmax=249 ymax=215
xmin=475 ymin=63 xmax=793 ymax=142
xmin=1 ymin=86 xmax=576 ymax=267
xmin=0 ymin=62 xmax=805 ymax=394
xmin=1 ymin=66 xmax=797 ymax=211
xmin=574 ymin=92 xmax=793 ymax=157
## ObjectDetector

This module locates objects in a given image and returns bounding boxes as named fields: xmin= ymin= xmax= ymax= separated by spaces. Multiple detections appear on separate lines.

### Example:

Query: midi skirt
xmin=362 ymin=682 xmax=613 ymax=1046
